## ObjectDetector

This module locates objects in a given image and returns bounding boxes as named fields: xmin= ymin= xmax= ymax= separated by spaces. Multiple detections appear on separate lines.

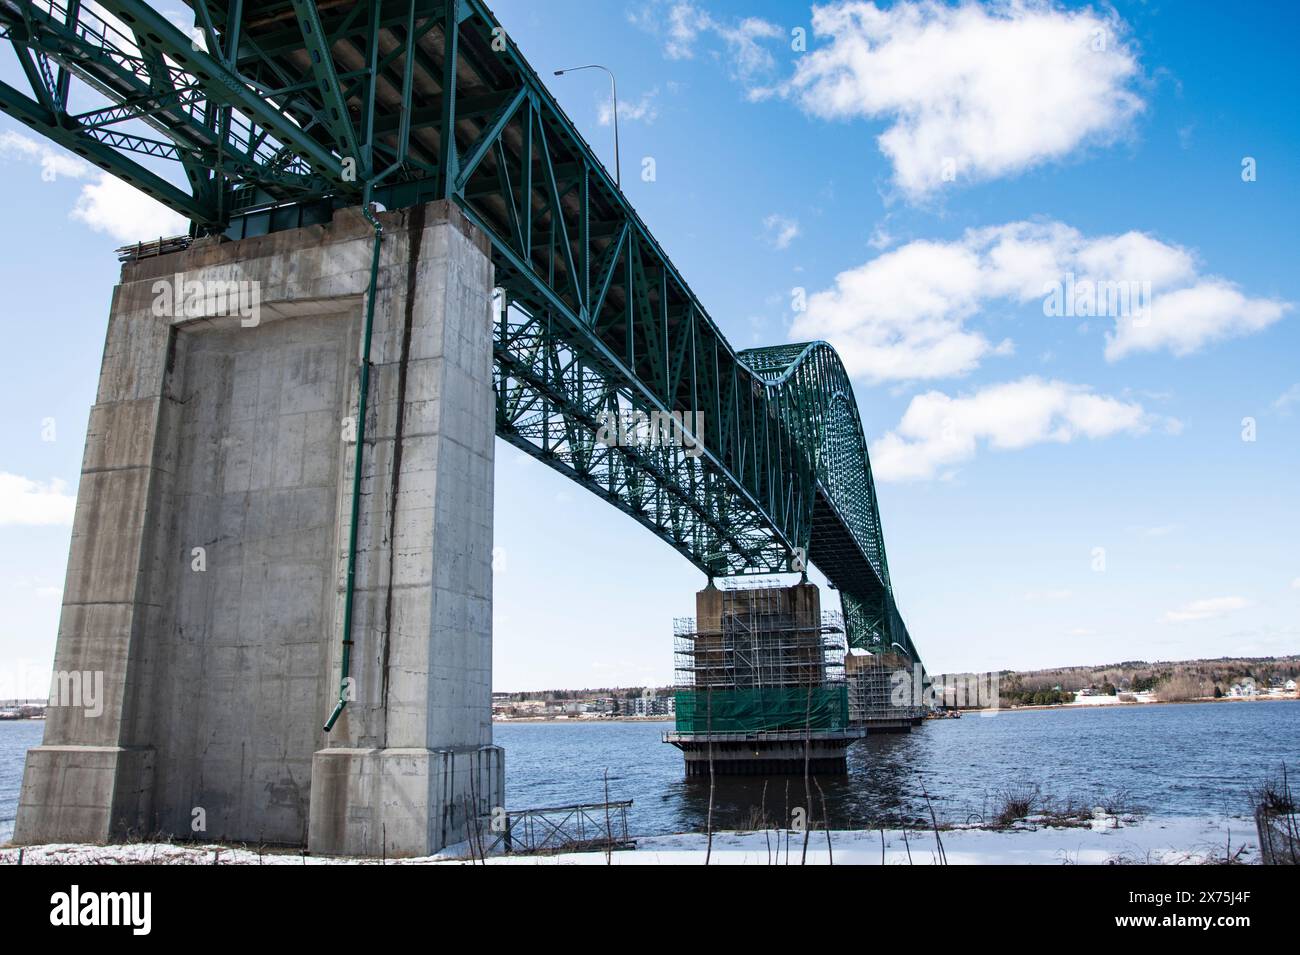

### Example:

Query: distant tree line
xmin=997 ymin=654 xmax=1298 ymax=706
xmin=1001 ymin=687 xmax=1076 ymax=707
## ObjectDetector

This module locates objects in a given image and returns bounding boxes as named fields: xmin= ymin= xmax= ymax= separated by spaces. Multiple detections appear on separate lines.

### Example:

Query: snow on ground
xmin=617 ymin=815 xmax=1257 ymax=866
xmin=0 ymin=815 xmax=1258 ymax=865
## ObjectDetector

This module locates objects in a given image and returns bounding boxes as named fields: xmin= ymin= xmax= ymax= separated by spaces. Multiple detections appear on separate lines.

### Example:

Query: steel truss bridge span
xmin=0 ymin=0 xmax=919 ymax=662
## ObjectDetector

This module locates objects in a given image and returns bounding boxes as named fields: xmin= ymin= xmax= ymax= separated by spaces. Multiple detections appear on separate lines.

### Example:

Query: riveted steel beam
xmin=0 ymin=77 xmax=216 ymax=223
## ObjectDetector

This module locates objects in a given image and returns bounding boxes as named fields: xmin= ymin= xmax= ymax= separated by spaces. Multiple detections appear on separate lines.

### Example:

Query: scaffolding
xmin=672 ymin=583 xmax=848 ymax=735
xmin=846 ymin=651 xmax=925 ymax=726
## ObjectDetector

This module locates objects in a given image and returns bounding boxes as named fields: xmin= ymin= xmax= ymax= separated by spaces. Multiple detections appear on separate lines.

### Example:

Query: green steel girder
xmin=0 ymin=0 xmax=924 ymax=668
xmin=8 ymin=35 xmax=57 ymax=112
xmin=0 ymin=76 xmax=215 ymax=221
xmin=494 ymin=302 xmax=794 ymax=576
xmin=91 ymin=0 xmax=348 ymax=181
xmin=0 ymin=1 xmax=324 ymax=201
xmin=289 ymin=0 xmax=362 ymax=169
xmin=71 ymin=83 xmax=205 ymax=129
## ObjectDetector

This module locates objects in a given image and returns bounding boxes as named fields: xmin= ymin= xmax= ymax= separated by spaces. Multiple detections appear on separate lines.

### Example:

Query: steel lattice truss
xmin=0 ymin=0 xmax=920 ymax=663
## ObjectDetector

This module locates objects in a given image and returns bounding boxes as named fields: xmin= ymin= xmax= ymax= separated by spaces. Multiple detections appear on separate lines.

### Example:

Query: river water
xmin=4 ymin=700 xmax=1296 ymax=841
xmin=496 ymin=700 xmax=1300 ymax=835
xmin=0 ymin=720 xmax=42 ymax=842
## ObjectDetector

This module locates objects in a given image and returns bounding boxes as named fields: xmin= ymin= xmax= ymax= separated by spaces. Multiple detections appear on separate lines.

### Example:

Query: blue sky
xmin=0 ymin=0 xmax=1297 ymax=695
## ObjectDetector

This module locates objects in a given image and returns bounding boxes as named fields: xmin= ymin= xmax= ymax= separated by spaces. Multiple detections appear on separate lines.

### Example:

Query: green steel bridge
xmin=0 ymin=0 xmax=922 ymax=664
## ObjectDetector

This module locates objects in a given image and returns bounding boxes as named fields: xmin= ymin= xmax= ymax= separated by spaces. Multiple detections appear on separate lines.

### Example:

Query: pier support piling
xmin=14 ymin=200 xmax=502 ymax=856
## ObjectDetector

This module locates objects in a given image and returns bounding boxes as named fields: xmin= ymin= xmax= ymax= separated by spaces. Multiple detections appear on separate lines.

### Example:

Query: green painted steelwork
xmin=0 ymin=0 xmax=922 ymax=666
xmin=674 ymin=686 xmax=849 ymax=735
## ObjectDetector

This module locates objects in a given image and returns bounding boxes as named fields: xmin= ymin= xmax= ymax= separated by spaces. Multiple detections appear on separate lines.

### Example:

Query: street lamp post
xmin=553 ymin=64 xmax=620 ymax=188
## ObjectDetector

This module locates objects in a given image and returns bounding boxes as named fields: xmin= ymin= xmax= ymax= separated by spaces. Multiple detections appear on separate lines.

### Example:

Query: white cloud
xmin=599 ymin=89 xmax=660 ymax=126
xmin=1107 ymin=281 xmax=1290 ymax=360
xmin=767 ymin=0 xmax=1143 ymax=199
xmin=635 ymin=2 xmax=783 ymax=83
xmin=1271 ymin=383 xmax=1300 ymax=415
xmin=724 ymin=16 xmax=785 ymax=82
xmin=0 ymin=473 xmax=76 ymax=526
xmin=1164 ymin=596 xmax=1252 ymax=624
xmin=869 ymin=376 xmax=1148 ymax=481
xmin=71 ymin=174 xmax=188 ymax=242
xmin=762 ymin=213 xmax=800 ymax=250
xmin=793 ymin=236 xmax=999 ymax=381
xmin=0 ymin=130 xmax=88 ymax=181
xmin=791 ymin=220 xmax=1289 ymax=380
xmin=661 ymin=1 xmax=713 ymax=58
xmin=1291 ymin=577 xmax=1300 ymax=590
xmin=0 ymin=130 xmax=188 ymax=242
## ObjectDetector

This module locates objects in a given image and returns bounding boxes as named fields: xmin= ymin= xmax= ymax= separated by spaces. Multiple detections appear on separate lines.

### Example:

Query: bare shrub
xmin=992 ymin=784 xmax=1040 ymax=828
xmin=1096 ymin=788 xmax=1134 ymax=817
xmin=1253 ymin=773 xmax=1297 ymax=816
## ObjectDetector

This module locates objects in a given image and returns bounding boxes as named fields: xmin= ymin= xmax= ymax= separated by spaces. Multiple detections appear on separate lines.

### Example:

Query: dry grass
xmin=992 ymin=785 xmax=1040 ymax=828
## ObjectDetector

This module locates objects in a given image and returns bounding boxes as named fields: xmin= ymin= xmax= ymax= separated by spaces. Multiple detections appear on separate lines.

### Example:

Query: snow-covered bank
xmin=0 ymin=815 xmax=1259 ymax=865
xmin=620 ymin=815 xmax=1257 ymax=865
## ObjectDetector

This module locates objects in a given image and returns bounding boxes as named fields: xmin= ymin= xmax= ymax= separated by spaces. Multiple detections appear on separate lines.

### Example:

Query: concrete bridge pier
xmin=13 ymin=199 xmax=502 ymax=857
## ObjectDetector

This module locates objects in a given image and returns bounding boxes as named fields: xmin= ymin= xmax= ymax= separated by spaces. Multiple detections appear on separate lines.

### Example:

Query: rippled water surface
xmin=3 ymin=701 xmax=1296 ymax=841
xmin=0 ymin=720 xmax=43 ymax=841
xmin=496 ymin=700 xmax=1300 ymax=835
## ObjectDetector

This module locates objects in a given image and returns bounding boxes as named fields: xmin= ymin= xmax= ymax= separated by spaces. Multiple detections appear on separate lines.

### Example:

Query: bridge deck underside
xmin=0 ymin=0 xmax=921 ymax=667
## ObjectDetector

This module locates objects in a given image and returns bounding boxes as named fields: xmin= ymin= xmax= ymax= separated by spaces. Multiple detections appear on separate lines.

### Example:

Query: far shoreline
xmin=495 ymin=715 xmax=673 ymax=724
xmin=493 ymin=694 xmax=1299 ymax=723
xmin=956 ymin=694 xmax=1300 ymax=715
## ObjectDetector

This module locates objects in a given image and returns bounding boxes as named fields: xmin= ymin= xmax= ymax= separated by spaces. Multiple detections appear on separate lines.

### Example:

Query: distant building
xmin=1072 ymin=689 xmax=1122 ymax=706
xmin=626 ymin=695 xmax=674 ymax=717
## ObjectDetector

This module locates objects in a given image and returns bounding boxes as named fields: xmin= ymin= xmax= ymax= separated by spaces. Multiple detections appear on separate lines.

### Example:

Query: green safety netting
xmin=674 ymin=686 xmax=848 ymax=734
